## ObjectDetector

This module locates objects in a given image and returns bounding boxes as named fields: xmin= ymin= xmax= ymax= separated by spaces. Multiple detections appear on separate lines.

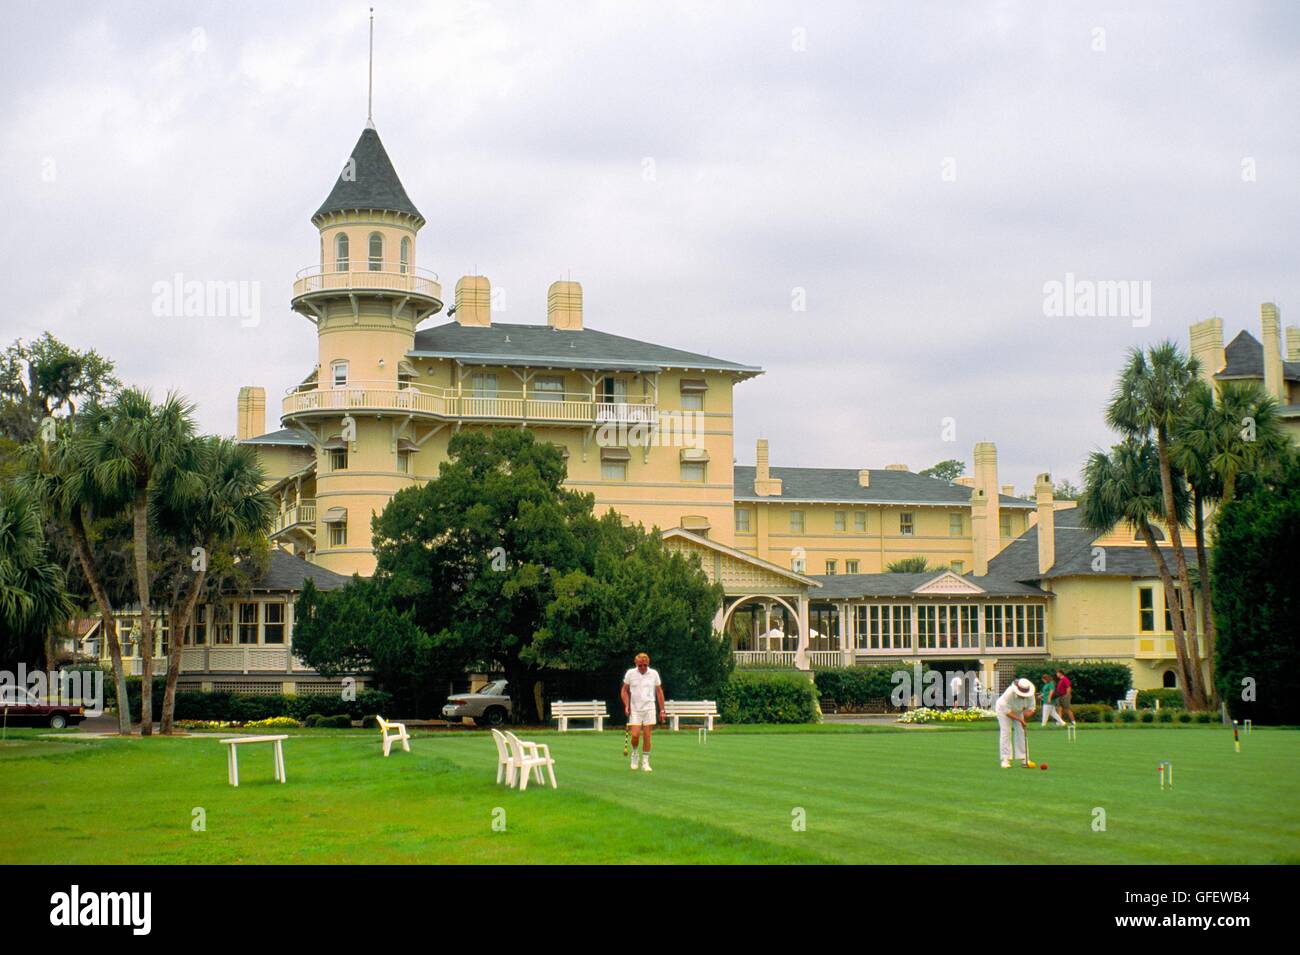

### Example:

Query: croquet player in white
xmin=622 ymin=652 xmax=665 ymax=772
xmin=995 ymin=678 xmax=1037 ymax=768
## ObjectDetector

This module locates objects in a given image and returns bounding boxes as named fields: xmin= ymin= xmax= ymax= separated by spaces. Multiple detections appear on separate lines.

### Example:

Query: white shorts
xmin=628 ymin=707 xmax=656 ymax=726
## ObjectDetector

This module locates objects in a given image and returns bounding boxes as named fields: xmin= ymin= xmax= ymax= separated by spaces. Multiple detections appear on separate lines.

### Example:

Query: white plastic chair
xmin=490 ymin=728 xmax=515 ymax=786
xmin=376 ymin=716 xmax=410 ymax=757
xmin=504 ymin=731 xmax=556 ymax=791
xmin=1116 ymin=689 xmax=1138 ymax=711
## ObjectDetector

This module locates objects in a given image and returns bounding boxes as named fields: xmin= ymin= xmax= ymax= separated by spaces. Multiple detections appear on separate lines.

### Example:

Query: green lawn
xmin=1 ymin=725 xmax=1296 ymax=864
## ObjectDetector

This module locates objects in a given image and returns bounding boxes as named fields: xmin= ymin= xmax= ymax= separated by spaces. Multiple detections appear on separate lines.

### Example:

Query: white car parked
xmin=441 ymin=679 xmax=513 ymax=727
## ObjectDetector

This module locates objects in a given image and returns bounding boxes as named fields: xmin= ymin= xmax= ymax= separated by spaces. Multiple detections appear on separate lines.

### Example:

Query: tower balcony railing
xmin=292 ymin=263 xmax=441 ymax=300
xmin=282 ymin=380 xmax=657 ymax=426
xmin=271 ymin=500 xmax=316 ymax=537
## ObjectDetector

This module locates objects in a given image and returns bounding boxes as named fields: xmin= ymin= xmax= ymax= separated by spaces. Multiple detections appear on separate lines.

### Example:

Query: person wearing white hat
xmin=995 ymin=677 xmax=1038 ymax=768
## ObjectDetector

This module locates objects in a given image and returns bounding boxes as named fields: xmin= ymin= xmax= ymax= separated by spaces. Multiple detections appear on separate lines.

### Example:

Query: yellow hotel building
xmin=104 ymin=121 xmax=1297 ymax=697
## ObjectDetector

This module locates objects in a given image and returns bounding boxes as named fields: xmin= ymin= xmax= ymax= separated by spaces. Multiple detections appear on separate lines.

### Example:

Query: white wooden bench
xmin=376 ymin=716 xmax=410 ymax=757
xmin=551 ymin=700 xmax=608 ymax=732
xmin=219 ymin=735 xmax=288 ymax=787
xmin=664 ymin=700 xmax=718 ymax=731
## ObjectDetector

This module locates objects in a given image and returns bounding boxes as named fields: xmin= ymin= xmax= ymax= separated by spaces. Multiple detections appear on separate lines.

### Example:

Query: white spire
xmin=366 ymin=7 xmax=376 ymax=129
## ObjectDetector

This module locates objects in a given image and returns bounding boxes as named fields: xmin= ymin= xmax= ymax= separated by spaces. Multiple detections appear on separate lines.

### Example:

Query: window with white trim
xmin=789 ymin=510 xmax=805 ymax=533
xmin=735 ymin=509 xmax=751 ymax=533
xmin=900 ymin=512 xmax=914 ymax=536
xmin=368 ymin=232 xmax=384 ymax=271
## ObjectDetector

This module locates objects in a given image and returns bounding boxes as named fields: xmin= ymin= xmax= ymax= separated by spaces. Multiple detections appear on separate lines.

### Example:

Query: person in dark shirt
xmin=1052 ymin=668 xmax=1077 ymax=727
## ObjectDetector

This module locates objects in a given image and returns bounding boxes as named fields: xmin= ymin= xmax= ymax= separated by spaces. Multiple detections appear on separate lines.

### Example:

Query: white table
xmin=220 ymin=735 xmax=289 ymax=787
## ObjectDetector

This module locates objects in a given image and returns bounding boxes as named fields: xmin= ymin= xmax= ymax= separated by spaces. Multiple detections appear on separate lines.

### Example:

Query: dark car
xmin=441 ymin=679 xmax=513 ymax=727
xmin=0 ymin=685 xmax=87 ymax=729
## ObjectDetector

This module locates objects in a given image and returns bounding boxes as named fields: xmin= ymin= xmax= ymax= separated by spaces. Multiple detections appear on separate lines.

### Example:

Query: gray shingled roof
xmin=732 ymin=465 xmax=1033 ymax=508
xmin=250 ymin=550 xmax=351 ymax=593
xmin=1216 ymin=330 xmax=1300 ymax=382
xmin=313 ymin=127 xmax=423 ymax=225
xmin=810 ymin=571 xmax=1047 ymax=598
xmin=986 ymin=512 xmax=1198 ymax=583
xmin=238 ymin=428 xmax=311 ymax=447
xmin=410 ymin=322 xmax=762 ymax=375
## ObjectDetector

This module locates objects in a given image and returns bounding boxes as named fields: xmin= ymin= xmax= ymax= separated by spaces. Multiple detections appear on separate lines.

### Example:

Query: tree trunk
xmin=1138 ymin=521 xmax=1196 ymax=708
xmin=133 ymin=491 xmax=154 ymax=736
xmin=1192 ymin=488 xmax=1218 ymax=707
xmin=161 ymin=568 xmax=206 ymax=734
xmin=68 ymin=507 xmax=131 ymax=733
xmin=1155 ymin=431 xmax=1205 ymax=707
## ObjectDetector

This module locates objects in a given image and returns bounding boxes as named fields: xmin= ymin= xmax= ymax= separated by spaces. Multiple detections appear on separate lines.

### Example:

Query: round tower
xmin=282 ymin=125 xmax=442 ymax=575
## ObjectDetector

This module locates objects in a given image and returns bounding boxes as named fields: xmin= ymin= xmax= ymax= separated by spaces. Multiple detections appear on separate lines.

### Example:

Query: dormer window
xmin=400 ymin=237 xmax=410 ymax=274
xmin=335 ymin=233 xmax=349 ymax=271
xmin=369 ymin=232 xmax=384 ymax=271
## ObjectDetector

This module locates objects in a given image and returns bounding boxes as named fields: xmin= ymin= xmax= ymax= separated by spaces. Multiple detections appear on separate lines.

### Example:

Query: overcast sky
xmin=2 ymin=0 xmax=1297 ymax=492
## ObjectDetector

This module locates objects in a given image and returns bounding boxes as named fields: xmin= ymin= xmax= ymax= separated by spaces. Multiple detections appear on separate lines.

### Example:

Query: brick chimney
xmin=547 ymin=280 xmax=583 ymax=331
xmin=1262 ymin=303 xmax=1285 ymax=402
xmin=1189 ymin=317 xmax=1226 ymax=390
xmin=973 ymin=442 xmax=1001 ymax=564
xmin=236 ymin=386 xmax=265 ymax=440
xmin=753 ymin=438 xmax=783 ymax=496
xmin=454 ymin=276 xmax=491 ymax=327
xmin=1035 ymin=472 xmax=1055 ymax=576
xmin=858 ymin=469 xmax=870 ymax=487
xmin=970 ymin=486 xmax=988 ymax=577
xmin=1286 ymin=327 xmax=1300 ymax=362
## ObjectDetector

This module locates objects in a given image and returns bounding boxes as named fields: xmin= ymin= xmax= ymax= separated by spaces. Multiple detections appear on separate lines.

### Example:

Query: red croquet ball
xmin=1040 ymin=763 xmax=1048 ymax=770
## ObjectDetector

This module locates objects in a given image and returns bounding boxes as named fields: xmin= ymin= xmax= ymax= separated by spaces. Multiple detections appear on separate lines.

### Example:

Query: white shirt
xmin=995 ymin=684 xmax=1036 ymax=715
xmin=623 ymin=667 xmax=662 ymax=709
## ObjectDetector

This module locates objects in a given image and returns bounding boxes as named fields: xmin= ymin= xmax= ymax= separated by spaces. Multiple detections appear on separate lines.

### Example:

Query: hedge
xmin=1012 ymin=660 xmax=1132 ymax=705
xmin=719 ymin=670 xmax=818 ymax=724
xmin=814 ymin=665 xmax=918 ymax=712
xmin=1137 ymin=688 xmax=1183 ymax=709
xmin=119 ymin=679 xmax=393 ymax=723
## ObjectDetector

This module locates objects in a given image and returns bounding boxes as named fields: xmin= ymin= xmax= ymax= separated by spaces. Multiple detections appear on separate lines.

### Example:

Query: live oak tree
xmin=919 ymin=459 xmax=965 ymax=482
xmin=293 ymin=428 xmax=725 ymax=718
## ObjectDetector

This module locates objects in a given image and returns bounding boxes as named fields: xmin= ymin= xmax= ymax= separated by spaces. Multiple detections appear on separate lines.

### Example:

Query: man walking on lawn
xmin=1052 ymin=668 xmax=1077 ymax=728
xmin=622 ymin=653 xmax=666 ymax=772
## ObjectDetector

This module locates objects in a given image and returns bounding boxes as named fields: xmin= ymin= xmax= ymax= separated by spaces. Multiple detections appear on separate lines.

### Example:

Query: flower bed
xmin=897 ymin=706 xmax=995 ymax=724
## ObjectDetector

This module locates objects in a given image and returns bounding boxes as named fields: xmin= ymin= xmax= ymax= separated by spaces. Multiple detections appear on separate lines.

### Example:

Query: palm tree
xmin=18 ymin=424 xmax=133 ymax=733
xmin=80 ymin=389 xmax=197 ymax=735
xmin=1080 ymin=438 xmax=1200 ymax=707
xmin=1170 ymin=379 xmax=1288 ymax=703
xmin=1106 ymin=342 xmax=1206 ymax=707
xmin=153 ymin=437 xmax=273 ymax=733
xmin=0 ymin=482 xmax=73 ymax=669
xmin=887 ymin=556 xmax=934 ymax=573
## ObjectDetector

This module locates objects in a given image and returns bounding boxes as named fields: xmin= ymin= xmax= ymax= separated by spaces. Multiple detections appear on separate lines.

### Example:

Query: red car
xmin=0 ymin=685 xmax=87 ymax=729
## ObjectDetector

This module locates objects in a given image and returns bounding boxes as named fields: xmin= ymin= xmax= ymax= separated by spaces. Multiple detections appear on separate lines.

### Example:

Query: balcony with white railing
xmin=282 ymin=381 xmax=658 ymax=427
xmin=271 ymin=500 xmax=316 ymax=538
xmin=291 ymin=263 xmax=442 ymax=303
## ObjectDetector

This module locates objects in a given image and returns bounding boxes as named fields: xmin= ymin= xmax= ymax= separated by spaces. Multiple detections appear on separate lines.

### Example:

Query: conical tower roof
xmin=312 ymin=127 xmax=423 ymax=226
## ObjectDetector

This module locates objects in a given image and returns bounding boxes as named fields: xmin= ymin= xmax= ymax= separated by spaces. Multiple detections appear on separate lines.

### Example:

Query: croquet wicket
xmin=1158 ymin=760 xmax=1173 ymax=789
xmin=698 ymin=726 xmax=708 ymax=744
xmin=1066 ymin=723 xmax=1077 ymax=742
xmin=1244 ymin=719 xmax=1252 ymax=735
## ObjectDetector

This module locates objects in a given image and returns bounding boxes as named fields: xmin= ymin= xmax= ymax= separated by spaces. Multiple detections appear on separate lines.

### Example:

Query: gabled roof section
xmin=662 ymin=528 xmax=820 ymax=588
xmin=313 ymin=127 xmax=423 ymax=226
xmin=410 ymin=323 xmax=762 ymax=377
xmin=1216 ymin=330 xmax=1300 ymax=382
xmin=733 ymin=466 xmax=1033 ymax=508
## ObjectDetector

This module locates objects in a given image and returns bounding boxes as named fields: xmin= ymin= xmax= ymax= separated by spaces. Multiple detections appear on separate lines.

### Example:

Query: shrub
xmin=1176 ymin=711 xmax=1192 ymax=723
xmin=719 ymin=671 xmax=818 ymax=724
xmin=1157 ymin=709 xmax=1174 ymax=723
xmin=1072 ymin=703 xmax=1114 ymax=723
xmin=360 ymin=715 xmax=378 ymax=729
xmin=1140 ymin=710 xmax=1155 ymax=723
xmin=317 ymin=714 xmax=352 ymax=728
xmin=1012 ymin=661 xmax=1132 ymax=705
xmin=303 ymin=713 xmax=325 ymax=727
xmin=1101 ymin=708 xmax=1117 ymax=723
xmin=170 ymin=689 xmax=393 ymax=723
xmin=1119 ymin=708 xmax=1138 ymax=722
xmin=1195 ymin=711 xmax=1215 ymax=724
xmin=814 ymin=665 xmax=921 ymax=711
xmin=1137 ymin=688 xmax=1183 ymax=709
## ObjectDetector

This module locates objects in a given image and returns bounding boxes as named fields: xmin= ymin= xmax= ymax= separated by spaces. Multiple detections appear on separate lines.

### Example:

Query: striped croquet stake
xmin=623 ymin=724 xmax=630 ymax=757
xmin=1233 ymin=720 xmax=1241 ymax=753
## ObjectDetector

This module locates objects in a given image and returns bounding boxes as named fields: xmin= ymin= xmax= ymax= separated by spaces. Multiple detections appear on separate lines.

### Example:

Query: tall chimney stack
xmin=236 ymin=386 xmax=266 ymax=441
xmin=753 ymin=438 xmax=783 ymax=496
xmin=973 ymin=442 xmax=1001 ymax=563
xmin=1035 ymin=472 xmax=1055 ymax=576
xmin=970 ymin=486 xmax=988 ymax=577
xmin=1189 ymin=317 xmax=1226 ymax=391
xmin=1286 ymin=327 xmax=1300 ymax=363
xmin=1262 ymin=303 xmax=1285 ymax=402
xmin=454 ymin=276 xmax=492 ymax=327
xmin=547 ymin=280 xmax=583 ymax=331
